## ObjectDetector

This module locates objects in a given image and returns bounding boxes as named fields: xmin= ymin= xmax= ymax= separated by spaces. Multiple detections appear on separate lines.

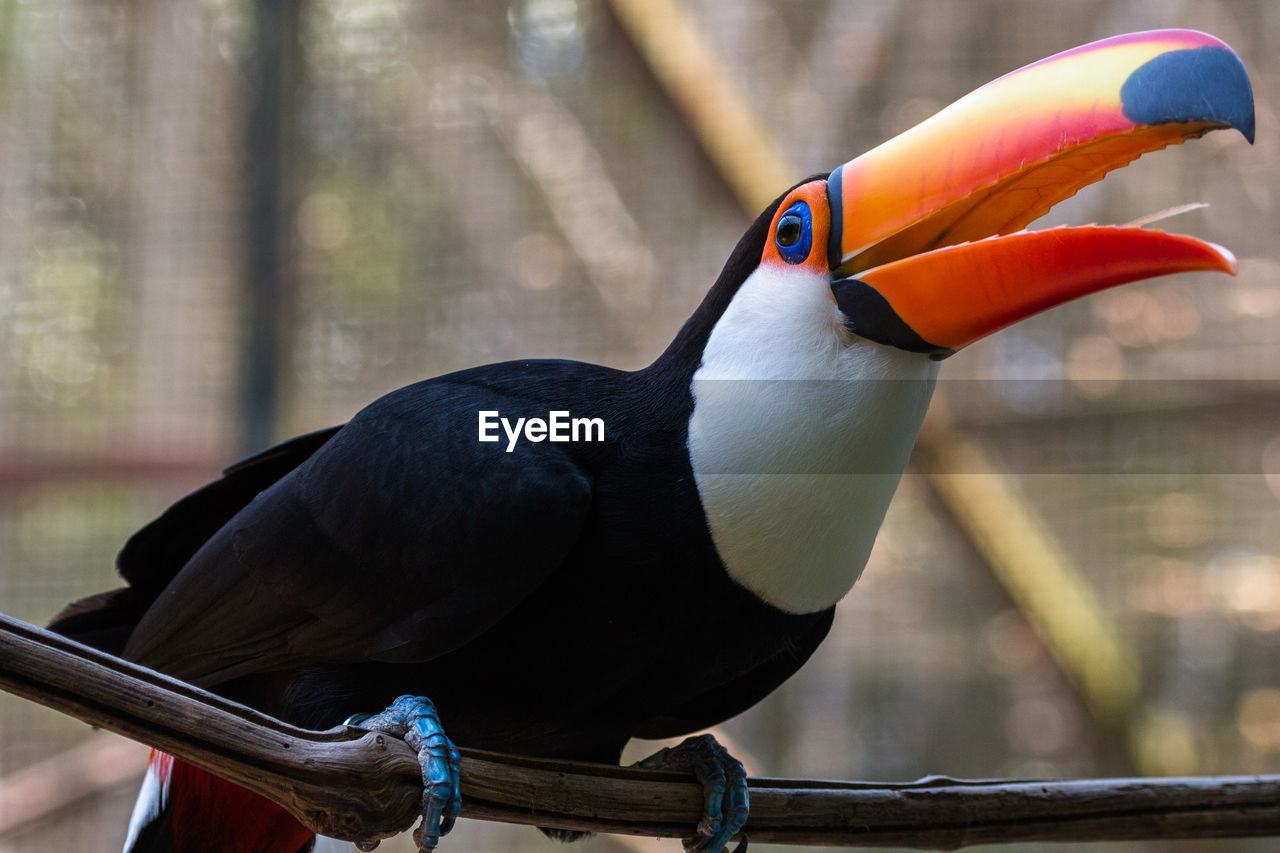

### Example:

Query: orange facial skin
xmin=759 ymin=180 xmax=832 ymax=275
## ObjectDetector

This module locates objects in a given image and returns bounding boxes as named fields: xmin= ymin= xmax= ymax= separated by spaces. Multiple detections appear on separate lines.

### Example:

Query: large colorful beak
xmin=828 ymin=29 xmax=1254 ymax=358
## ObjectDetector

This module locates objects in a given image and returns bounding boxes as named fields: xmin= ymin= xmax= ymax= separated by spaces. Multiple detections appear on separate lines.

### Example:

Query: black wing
xmin=50 ymin=427 xmax=342 ymax=653
xmin=119 ymin=379 xmax=594 ymax=686
xmin=121 ymin=426 xmax=344 ymax=595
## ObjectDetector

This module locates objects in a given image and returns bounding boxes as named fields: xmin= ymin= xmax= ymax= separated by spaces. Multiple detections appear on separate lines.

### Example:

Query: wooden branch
xmin=2 ymin=612 xmax=1278 ymax=849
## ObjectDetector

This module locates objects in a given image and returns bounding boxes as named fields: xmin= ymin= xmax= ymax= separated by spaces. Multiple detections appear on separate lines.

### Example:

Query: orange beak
xmin=827 ymin=29 xmax=1254 ymax=357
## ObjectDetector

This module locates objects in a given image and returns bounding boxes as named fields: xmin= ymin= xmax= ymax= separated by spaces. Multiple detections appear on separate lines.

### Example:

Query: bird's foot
xmin=346 ymin=695 xmax=461 ymax=853
xmin=634 ymin=734 xmax=749 ymax=853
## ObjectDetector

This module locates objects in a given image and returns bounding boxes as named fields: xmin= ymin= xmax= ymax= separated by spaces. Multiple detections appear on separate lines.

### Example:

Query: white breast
xmin=688 ymin=265 xmax=938 ymax=614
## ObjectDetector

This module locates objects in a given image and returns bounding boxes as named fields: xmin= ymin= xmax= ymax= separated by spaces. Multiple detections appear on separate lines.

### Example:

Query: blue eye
xmin=775 ymin=201 xmax=812 ymax=264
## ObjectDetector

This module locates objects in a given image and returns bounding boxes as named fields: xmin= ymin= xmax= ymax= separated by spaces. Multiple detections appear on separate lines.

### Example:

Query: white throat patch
xmin=688 ymin=265 xmax=938 ymax=613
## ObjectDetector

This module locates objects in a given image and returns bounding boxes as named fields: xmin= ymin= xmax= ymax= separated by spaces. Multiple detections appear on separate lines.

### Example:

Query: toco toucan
xmin=50 ymin=29 xmax=1253 ymax=853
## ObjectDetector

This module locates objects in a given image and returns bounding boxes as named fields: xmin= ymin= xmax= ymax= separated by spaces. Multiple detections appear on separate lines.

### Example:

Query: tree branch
xmin=1 ymin=612 xmax=1277 ymax=848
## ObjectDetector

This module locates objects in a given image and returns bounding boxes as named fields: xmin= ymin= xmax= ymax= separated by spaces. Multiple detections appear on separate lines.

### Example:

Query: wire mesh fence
xmin=1 ymin=1 xmax=1278 ymax=851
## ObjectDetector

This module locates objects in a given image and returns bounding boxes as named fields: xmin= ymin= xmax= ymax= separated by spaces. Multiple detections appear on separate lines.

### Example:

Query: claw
xmin=350 ymin=695 xmax=462 ymax=853
xmin=635 ymin=734 xmax=749 ymax=853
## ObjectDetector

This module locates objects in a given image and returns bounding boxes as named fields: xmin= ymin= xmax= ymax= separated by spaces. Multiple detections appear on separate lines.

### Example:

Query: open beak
xmin=827 ymin=29 xmax=1254 ymax=358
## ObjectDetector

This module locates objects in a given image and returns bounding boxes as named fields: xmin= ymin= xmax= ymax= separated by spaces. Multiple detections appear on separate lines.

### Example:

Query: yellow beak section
xmin=827 ymin=29 xmax=1254 ymax=357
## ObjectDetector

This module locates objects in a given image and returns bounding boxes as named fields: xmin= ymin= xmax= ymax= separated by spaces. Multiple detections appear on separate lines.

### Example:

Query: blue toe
xmin=355 ymin=695 xmax=462 ymax=853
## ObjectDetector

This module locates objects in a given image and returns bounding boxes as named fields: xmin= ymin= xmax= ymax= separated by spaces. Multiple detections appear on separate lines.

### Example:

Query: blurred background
xmin=1 ymin=0 xmax=1278 ymax=851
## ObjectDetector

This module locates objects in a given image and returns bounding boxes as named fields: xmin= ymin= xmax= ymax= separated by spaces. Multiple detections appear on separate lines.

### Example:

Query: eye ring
xmin=775 ymin=201 xmax=813 ymax=264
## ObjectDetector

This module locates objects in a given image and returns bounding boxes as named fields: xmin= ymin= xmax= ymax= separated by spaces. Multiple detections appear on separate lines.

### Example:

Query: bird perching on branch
xmin=50 ymin=29 xmax=1253 ymax=853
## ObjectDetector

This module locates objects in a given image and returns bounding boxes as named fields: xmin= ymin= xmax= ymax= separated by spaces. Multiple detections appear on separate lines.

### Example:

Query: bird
xmin=49 ymin=28 xmax=1253 ymax=853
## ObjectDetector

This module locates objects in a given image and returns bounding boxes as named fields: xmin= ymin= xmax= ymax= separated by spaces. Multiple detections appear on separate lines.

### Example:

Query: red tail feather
xmin=125 ymin=750 xmax=314 ymax=853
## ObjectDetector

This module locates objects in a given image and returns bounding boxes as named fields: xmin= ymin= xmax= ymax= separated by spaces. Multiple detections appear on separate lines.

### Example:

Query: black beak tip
xmin=1120 ymin=45 xmax=1256 ymax=144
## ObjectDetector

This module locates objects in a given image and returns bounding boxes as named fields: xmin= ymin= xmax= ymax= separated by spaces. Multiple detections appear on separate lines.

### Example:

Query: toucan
xmin=50 ymin=29 xmax=1253 ymax=853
